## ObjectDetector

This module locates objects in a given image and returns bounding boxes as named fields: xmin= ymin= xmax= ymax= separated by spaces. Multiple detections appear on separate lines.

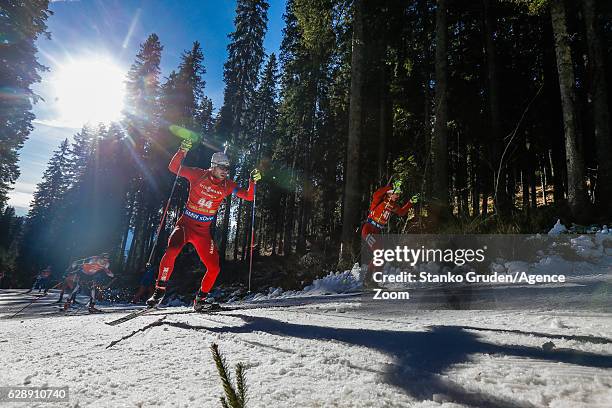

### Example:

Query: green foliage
xmin=210 ymin=343 xmax=248 ymax=408
xmin=0 ymin=0 xmax=52 ymax=207
xmin=218 ymin=0 xmax=270 ymax=143
xmin=293 ymin=0 xmax=335 ymax=54
xmin=0 ymin=206 xmax=22 ymax=285
xmin=504 ymin=0 xmax=549 ymax=15
xmin=391 ymin=155 xmax=421 ymax=195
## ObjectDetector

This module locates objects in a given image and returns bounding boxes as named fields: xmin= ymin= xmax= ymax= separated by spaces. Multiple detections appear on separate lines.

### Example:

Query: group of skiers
xmin=25 ymin=254 xmax=114 ymax=312
xmin=144 ymin=139 xmax=415 ymax=310
xmin=55 ymin=254 xmax=114 ymax=311
xmin=24 ymin=136 xmax=418 ymax=313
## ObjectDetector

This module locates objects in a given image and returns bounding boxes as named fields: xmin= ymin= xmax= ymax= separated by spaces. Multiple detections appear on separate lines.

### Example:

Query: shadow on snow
xmin=150 ymin=314 xmax=612 ymax=408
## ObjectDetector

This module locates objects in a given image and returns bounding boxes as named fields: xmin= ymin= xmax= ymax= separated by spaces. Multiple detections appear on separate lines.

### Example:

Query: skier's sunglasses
xmin=215 ymin=165 xmax=230 ymax=171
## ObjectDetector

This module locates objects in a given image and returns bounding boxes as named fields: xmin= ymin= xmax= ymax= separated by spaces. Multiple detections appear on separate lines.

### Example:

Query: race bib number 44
xmin=197 ymin=198 xmax=213 ymax=209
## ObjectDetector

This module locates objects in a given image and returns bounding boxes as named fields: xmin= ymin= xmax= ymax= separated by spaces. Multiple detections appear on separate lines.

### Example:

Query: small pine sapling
xmin=210 ymin=343 xmax=248 ymax=408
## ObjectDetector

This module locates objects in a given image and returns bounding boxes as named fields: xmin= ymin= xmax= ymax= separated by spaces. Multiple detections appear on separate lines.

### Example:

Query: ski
xmin=105 ymin=307 xmax=156 ymax=326
xmin=106 ymin=303 xmax=226 ymax=325
xmin=194 ymin=302 xmax=223 ymax=313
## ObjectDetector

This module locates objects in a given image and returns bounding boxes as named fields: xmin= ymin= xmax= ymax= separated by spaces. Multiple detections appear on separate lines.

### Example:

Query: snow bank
xmin=548 ymin=219 xmax=567 ymax=235
xmin=241 ymin=264 xmax=363 ymax=302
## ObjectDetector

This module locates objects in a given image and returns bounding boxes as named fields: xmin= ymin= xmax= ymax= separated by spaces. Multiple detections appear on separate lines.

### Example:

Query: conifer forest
xmin=1 ymin=0 xmax=611 ymax=291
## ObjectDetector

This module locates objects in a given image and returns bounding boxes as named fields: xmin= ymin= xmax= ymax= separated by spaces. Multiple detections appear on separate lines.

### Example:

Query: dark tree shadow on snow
xmin=161 ymin=314 xmax=612 ymax=408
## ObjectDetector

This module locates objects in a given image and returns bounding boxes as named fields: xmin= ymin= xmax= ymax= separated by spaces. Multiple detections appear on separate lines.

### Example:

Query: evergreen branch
xmin=210 ymin=343 xmax=242 ymax=408
xmin=235 ymin=363 xmax=248 ymax=406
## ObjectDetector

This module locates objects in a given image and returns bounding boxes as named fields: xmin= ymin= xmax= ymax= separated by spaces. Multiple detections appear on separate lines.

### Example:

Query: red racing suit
xmin=361 ymin=185 xmax=412 ymax=269
xmin=156 ymin=149 xmax=254 ymax=293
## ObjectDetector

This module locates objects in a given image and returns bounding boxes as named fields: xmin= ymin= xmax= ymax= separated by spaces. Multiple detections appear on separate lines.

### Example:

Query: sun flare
xmin=53 ymin=57 xmax=126 ymax=127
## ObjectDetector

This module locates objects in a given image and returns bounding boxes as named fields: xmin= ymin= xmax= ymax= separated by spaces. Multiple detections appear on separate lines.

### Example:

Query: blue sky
xmin=8 ymin=0 xmax=286 ymax=215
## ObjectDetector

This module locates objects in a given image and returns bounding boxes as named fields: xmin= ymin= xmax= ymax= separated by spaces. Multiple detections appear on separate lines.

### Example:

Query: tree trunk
xmin=282 ymin=189 xmax=295 ymax=256
xmin=583 ymin=0 xmax=612 ymax=213
xmin=470 ymin=144 xmax=480 ymax=216
xmin=234 ymin=199 xmax=243 ymax=260
xmin=482 ymin=194 xmax=488 ymax=216
xmin=431 ymin=0 xmax=450 ymax=216
xmin=271 ymin=194 xmax=283 ymax=255
xmin=241 ymin=204 xmax=249 ymax=261
xmin=541 ymin=160 xmax=548 ymax=205
xmin=529 ymin=156 xmax=537 ymax=208
xmin=549 ymin=146 xmax=565 ymax=202
xmin=482 ymin=0 xmax=510 ymax=217
xmin=297 ymin=196 xmax=307 ymax=254
xmin=378 ymin=59 xmax=390 ymax=181
xmin=550 ymin=0 xmax=588 ymax=218
xmin=219 ymin=195 xmax=232 ymax=260
xmin=340 ymin=0 xmax=365 ymax=265
xmin=458 ymin=133 xmax=469 ymax=217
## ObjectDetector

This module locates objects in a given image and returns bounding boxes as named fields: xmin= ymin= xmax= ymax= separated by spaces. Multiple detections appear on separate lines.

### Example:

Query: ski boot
xmin=146 ymin=284 xmax=166 ymax=308
xmin=193 ymin=290 xmax=220 ymax=312
xmin=87 ymin=297 xmax=97 ymax=313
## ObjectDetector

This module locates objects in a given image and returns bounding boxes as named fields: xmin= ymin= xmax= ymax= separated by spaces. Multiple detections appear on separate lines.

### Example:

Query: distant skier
xmin=57 ymin=254 xmax=114 ymax=312
xmin=361 ymin=181 xmax=419 ymax=272
xmin=25 ymin=266 xmax=52 ymax=294
xmin=146 ymin=139 xmax=261 ymax=311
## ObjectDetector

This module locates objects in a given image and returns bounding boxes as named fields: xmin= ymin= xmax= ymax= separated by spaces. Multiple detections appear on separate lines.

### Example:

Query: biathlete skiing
xmin=56 ymin=253 xmax=114 ymax=312
xmin=361 ymin=180 xmax=419 ymax=272
xmin=24 ymin=266 xmax=52 ymax=294
xmin=146 ymin=138 xmax=261 ymax=312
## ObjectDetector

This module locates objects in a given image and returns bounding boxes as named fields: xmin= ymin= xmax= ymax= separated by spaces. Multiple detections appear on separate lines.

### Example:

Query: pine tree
xmin=28 ymin=139 xmax=71 ymax=221
xmin=122 ymin=34 xmax=164 ymax=273
xmin=340 ymin=0 xmax=366 ymax=264
xmin=217 ymin=0 xmax=270 ymax=259
xmin=550 ymin=0 xmax=588 ymax=218
xmin=430 ymin=0 xmax=450 ymax=217
xmin=0 ymin=206 xmax=22 ymax=285
xmin=175 ymin=41 xmax=206 ymax=129
xmin=582 ymin=0 xmax=612 ymax=213
xmin=197 ymin=96 xmax=215 ymax=137
xmin=124 ymin=33 xmax=163 ymax=128
xmin=252 ymin=54 xmax=279 ymax=156
xmin=0 ymin=1 xmax=52 ymax=207
xmin=66 ymin=125 xmax=94 ymax=184
xmin=218 ymin=0 xmax=270 ymax=141
xmin=18 ymin=139 xmax=71 ymax=276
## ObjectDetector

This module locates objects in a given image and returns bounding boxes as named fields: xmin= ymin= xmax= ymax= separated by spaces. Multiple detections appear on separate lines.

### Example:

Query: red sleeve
xmin=393 ymin=201 xmax=413 ymax=217
xmin=370 ymin=185 xmax=392 ymax=211
xmin=168 ymin=149 xmax=200 ymax=182
xmin=234 ymin=180 xmax=255 ymax=202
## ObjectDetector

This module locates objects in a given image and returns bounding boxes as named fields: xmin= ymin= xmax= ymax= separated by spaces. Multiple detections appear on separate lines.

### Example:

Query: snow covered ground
xmin=1 ymin=227 xmax=610 ymax=407
xmin=1 ymin=287 xmax=611 ymax=408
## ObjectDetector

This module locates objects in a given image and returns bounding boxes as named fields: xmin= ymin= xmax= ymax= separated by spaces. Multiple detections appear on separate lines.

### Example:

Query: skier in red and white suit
xmin=147 ymin=142 xmax=261 ymax=311
xmin=361 ymin=182 xmax=418 ymax=272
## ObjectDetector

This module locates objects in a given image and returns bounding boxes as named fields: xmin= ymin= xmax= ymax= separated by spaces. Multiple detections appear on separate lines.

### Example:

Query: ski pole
xmin=248 ymin=182 xmax=257 ymax=293
xmin=9 ymin=281 xmax=62 ymax=319
xmin=146 ymin=156 xmax=185 ymax=267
